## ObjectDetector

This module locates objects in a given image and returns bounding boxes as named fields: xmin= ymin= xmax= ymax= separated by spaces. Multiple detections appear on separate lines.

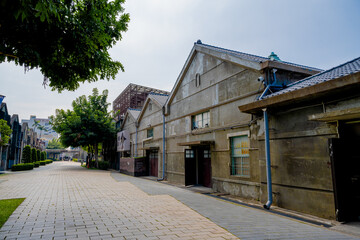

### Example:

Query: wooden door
xmin=149 ymin=151 xmax=158 ymax=177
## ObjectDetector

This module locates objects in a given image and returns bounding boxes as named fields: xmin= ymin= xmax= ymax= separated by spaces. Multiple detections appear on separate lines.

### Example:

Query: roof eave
xmin=238 ymin=72 xmax=360 ymax=113
xmin=261 ymin=60 xmax=322 ymax=75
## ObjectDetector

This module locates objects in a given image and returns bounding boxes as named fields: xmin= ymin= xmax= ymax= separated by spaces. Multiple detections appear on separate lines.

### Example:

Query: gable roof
xmin=165 ymin=40 xmax=321 ymax=114
xmin=120 ymin=108 xmax=141 ymax=130
xmin=239 ymin=56 xmax=360 ymax=113
xmin=199 ymin=42 xmax=322 ymax=72
xmin=137 ymin=93 xmax=168 ymax=123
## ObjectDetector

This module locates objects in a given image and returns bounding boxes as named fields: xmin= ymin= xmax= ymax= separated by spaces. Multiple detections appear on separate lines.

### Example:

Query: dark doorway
xmin=185 ymin=147 xmax=212 ymax=187
xmin=148 ymin=150 xmax=158 ymax=177
xmin=330 ymin=121 xmax=360 ymax=222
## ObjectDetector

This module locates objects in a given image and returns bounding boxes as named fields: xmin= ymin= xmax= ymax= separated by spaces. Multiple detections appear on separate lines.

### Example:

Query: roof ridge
xmin=196 ymin=41 xmax=322 ymax=71
xmin=286 ymin=56 xmax=360 ymax=88
xmin=197 ymin=42 xmax=268 ymax=62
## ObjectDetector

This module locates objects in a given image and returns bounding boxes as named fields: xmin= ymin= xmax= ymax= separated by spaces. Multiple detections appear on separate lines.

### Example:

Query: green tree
xmin=31 ymin=148 xmax=37 ymax=162
xmin=21 ymin=145 xmax=32 ymax=163
xmin=0 ymin=119 xmax=12 ymax=146
xmin=51 ymin=88 xmax=116 ymax=167
xmin=0 ymin=0 xmax=130 ymax=92
xmin=46 ymin=138 xmax=64 ymax=149
xmin=36 ymin=149 xmax=41 ymax=162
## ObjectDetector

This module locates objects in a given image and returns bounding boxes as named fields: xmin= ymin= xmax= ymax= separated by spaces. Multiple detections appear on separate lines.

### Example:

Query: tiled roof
xmin=149 ymin=93 xmax=168 ymax=106
xmin=263 ymin=56 xmax=360 ymax=99
xmin=196 ymin=41 xmax=322 ymax=72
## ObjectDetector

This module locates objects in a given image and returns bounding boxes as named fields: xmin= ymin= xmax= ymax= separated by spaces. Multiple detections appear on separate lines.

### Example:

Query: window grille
xmin=230 ymin=135 xmax=250 ymax=177
xmin=192 ymin=111 xmax=210 ymax=129
xmin=204 ymin=150 xmax=211 ymax=158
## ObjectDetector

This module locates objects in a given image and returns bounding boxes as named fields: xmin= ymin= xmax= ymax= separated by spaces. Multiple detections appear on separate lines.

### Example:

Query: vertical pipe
xmin=158 ymin=108 xmax=166 ymax=181
xmin=263 ymin=108 xmax=273 ymax=210
xmin=135 ymin=124 xmax=138 ymax=157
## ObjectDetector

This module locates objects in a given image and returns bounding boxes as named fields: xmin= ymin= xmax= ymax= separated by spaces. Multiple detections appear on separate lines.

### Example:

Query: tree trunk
xmin=94 ymin=142 xmax=99 ymax=168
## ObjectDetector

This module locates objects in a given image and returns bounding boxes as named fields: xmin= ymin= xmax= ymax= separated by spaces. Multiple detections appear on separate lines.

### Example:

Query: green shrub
xmin=36 ymin=149 xmax=41 ymax=162
xmin=41 ymin=151 xmax=46 ymax=161
xmin=21 ymin=145 xmax=32 ymax=163
xmin=45 ymin=160 xmax=53 ymax=164
xmin=12 ymin=163 xmax=34 ymax=171
xmin=31 ymin=148 xmax=37 ymax=162
xmin=72 ymin=158 xmax=78 ymax=162
xmin=89 ymin=160 xmax=96 ymax=168
xmin=98 ymin=161 xmax=109 ymax=170
xmin=34 ymin=162 xmax=40 ymax=168
xmin=39 ymin=161 xmax=46 ymax=166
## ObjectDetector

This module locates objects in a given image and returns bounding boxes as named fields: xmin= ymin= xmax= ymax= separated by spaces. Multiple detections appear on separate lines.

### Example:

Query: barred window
xmin=230 ymin=135 xmax=250 ymax=177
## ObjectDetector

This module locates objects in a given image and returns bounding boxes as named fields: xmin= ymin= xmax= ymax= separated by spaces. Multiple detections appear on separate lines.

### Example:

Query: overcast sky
xmin=1 ymin=0 xmax=360 ymax=120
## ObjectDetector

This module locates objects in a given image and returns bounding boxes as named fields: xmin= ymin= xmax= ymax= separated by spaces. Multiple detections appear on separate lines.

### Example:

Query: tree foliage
xmin=0 ymin=0 xmax=130 ymax=91
xmin=47 ymin=138 xmax=64 ymax=149
xmin=51 ymin=88 xmax=116 ymax=166
xmin=0 ymin=119 xmax=12 ymax=146
xmin=21 ymin=145 xmax=32 ymax=163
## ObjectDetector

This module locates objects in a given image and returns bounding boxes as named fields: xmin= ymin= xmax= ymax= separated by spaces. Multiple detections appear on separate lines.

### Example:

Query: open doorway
xmin=330 ymin=120 xmax=360 ymax=222
xmin=184 ymin=147 xmax=212 ymax=187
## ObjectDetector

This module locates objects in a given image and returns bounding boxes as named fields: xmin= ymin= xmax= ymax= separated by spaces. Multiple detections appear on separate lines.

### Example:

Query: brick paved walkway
xmin=0 ymin=162 xmax=237 ymax=240
xmin=112 ymin=172 xmax=360 ymax=240
xmin=1 ymin=162 xmax=359 ymax=240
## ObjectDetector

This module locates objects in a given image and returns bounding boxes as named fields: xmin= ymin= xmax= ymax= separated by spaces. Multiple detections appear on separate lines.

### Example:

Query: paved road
xmin=0 ymin=162 xmax=358 ymax=240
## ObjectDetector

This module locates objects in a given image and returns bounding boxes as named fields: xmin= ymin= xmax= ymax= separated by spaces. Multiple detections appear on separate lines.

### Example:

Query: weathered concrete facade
xmin=136 ymin=94 xmax=168 ymax=177
xmin=120 ymin=109 xmax=141 ymax=157
xmin=163 ymin=42 xmax=318 ymax=200
xmin=239 ymin=57 xmax=360 ymax=220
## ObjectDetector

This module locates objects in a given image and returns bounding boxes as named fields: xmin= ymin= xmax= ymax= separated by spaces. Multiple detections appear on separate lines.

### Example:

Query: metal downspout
xmin=158 ymin=107 xmax=166 ymax=181
xmin=263 ymin=108 xmax=273 ymax=209
xmin=135 ymin=124 xmax=138 ymax=157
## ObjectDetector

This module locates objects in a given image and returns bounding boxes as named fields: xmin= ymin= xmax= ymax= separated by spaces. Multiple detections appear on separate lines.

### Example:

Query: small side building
xmin=239 ymin=57 xmax=360 ymax=220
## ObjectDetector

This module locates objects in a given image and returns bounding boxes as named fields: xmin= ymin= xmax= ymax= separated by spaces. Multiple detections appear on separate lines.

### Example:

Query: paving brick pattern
xmin=111 ymin=173 xmax=360 ymax=240
xmin=0 ymin=162 xmax=237 ymax=240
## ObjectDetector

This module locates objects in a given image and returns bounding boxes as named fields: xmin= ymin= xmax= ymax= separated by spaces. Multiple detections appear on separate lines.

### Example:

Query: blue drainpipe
xmin=263 ymin=108 xmax=273 ymax=209
xmin=158 ymin=107 xmax=166 ymax=181
xmin=135 ymin=123 xmax=138 ymax=157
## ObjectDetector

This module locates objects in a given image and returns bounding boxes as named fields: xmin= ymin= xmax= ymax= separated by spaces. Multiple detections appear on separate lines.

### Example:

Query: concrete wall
xmin=120 ymin=114 xmax=137 ymax=157
xmin=254 ymin=104 xmax=338 ymax=219
xmin=165 ymin=52 xmax=263 ymax=200
xmin=137 ymin=99 xmax=165 ymax=177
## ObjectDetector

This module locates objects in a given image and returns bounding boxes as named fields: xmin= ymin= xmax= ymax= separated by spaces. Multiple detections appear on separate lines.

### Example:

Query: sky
xmin=1 ymin=0 xmax=360 ymax=120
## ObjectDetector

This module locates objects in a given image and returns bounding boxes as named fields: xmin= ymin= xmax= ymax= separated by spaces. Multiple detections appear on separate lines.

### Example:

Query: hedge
xmin=12 ymin=163 xmax=34 ymax=171
xmin=45 ymin=160 xmax=53 ymax=164
xmin=98 ymin=161 xmax=109 ymax=170
xmin=39 ymin=161 xmax=46 ymax=166
xmin=34 ymin=162 xmax=40 ymax=168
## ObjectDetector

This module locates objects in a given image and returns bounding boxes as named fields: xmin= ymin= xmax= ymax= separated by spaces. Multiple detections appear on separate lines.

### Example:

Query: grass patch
xmin=0 ymin=198 xmax=25 ymax=228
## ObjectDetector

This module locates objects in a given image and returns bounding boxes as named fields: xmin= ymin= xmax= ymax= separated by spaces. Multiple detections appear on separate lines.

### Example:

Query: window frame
xmin=229 ymin=132 xmax=250 ymax=178
xmin=147 ymin=128 xmax=154 ymax=138
xmin=192 ymin=111 xmax=210 ymax=130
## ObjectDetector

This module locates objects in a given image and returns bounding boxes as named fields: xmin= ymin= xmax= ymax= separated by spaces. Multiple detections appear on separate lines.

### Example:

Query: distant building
xmin=113 ymin=83 xmax=169 ymax=128
xmin=21 ymin=115 xmax=58 ymax=147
